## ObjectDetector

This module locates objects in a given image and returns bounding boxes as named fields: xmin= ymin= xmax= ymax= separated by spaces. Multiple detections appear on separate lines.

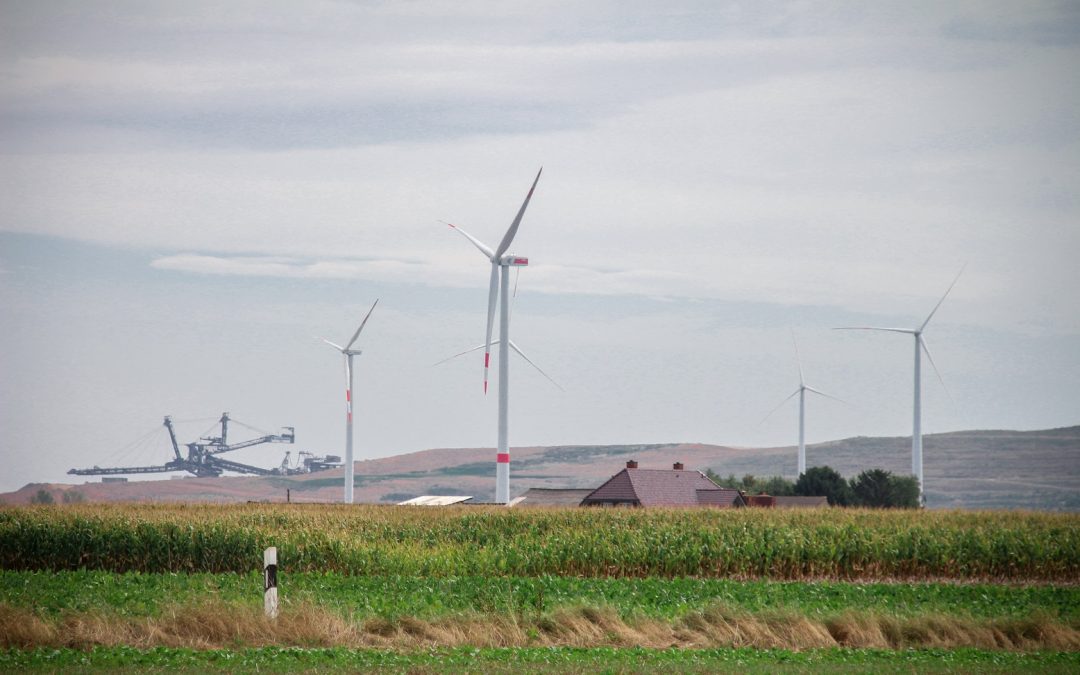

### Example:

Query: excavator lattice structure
xmin=68 ymin=413 xmax=341 ymax=478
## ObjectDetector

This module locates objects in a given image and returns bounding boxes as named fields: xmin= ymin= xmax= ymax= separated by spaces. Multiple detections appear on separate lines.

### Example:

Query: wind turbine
xmin=835 ymin=267 xmax=964 ymax=505
xmin=760 ymin=330 xmax=844 ymax=476
xmin=446 ymin=168 xmax=542 ymax=504
xmin=319 ymin=299 xmax=378 ymax=504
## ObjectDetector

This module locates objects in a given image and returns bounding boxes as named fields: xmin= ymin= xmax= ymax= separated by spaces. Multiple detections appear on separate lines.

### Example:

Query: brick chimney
xmin=673 ymin=462 xmax=684 ymax=470
xmin=626 ymin=460 xmax=638 ymax=469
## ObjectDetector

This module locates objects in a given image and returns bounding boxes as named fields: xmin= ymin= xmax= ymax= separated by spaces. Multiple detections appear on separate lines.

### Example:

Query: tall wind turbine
xmin=835 ymin=267 xmax=964 ymax=505
xmin=447 ymin=168 xmax=542 ymax=504
xmin=320 ymin=299 xmax=378 ymax=504
xmin=760 ymin=331 xmax=843 ymax=476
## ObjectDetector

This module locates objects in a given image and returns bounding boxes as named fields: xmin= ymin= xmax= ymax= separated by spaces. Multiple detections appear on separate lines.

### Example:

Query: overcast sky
xmin=2 ymin=1 xmax=1078 ymax=494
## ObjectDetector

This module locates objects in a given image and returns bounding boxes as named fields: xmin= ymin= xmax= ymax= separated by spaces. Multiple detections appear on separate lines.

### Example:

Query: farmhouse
xmin=580 ymin=460 xmax=746 ymax=508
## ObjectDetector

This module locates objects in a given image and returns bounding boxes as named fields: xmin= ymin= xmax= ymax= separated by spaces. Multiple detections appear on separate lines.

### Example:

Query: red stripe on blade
xmin=496 ymin=453 xmax=510 ymax=463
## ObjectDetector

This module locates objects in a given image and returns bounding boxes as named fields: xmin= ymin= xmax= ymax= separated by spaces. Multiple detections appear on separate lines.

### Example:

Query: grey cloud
xmin=943 ymin=4 xmax=1080 ymax=46
xmin=1 ymin=99 xmax=592 ymax=152
xmin=7 ymin=3 xmax=1071 ymax=152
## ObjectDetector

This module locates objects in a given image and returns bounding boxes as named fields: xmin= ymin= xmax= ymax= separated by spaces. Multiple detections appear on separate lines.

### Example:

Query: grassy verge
xmin=3 ymin=646 xmax=1079 ymax=673
xmin=3 ymin=599 xmax=1078 ymax=651
xmin=3 ymin=570 xmax=1078 ymax=621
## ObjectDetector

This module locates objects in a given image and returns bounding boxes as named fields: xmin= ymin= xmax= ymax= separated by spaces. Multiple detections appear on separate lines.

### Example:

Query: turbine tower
xmin=320 ymin=299 xmax=378 ymax=504
xmin=760 ymin=330 xmax=843 ymax=476
xmin=447 ymin=168 xmax=542 ymax=504
xmin=835 ymin=267 xmax=964 ymax=506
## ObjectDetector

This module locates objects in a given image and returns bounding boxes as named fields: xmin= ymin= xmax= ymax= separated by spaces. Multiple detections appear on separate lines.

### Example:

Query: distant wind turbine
xmin=319 ymin=299 xmax=378 ymax=504
xmin=835 ymin=266 xmax=965 ymax=505
xmin=760 ymin=330 xmax=844 ymax=476
xmin=446 ymin=168 xmax=542 ymax=504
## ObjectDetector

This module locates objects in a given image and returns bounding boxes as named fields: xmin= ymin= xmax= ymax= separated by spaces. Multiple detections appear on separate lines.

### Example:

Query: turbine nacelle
xmin=502 ymin=255 xmax=529 ymax=267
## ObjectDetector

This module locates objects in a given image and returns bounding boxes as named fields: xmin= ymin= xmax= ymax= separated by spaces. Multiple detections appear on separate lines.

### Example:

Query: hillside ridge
xmin=6 ymin=426 xmax=1078 ymax=510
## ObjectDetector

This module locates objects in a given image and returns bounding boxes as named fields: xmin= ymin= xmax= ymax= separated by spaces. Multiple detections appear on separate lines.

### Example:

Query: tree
xmin=850 ymin=469 xmax=920 ymax=508
xmin=61 ymin=490 xmax=86 ymax=504
xmin=795 ymin=466 xmax=852 ymax=506
xmin=850 ymin=469 xmax=894 ymax=507
xmin=705 ymin=471 xmax=795 ymax=496
xmin=704 ymin=470 xmax=738 ymax=488
xmin=761 ymin=475 xmax=796 ymax=497
xmin=31 ymin=489 xmax=54 ymax=505
xmin=887 ymin=475 xmax=920 ymax=509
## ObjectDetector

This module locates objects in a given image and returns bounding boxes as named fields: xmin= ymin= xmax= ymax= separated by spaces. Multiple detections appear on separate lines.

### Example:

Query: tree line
xmin=706 ymin=467 xmax=920 ymax=508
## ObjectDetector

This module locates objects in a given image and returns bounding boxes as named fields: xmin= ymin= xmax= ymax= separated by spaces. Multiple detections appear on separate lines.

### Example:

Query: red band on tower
xmin=496 ymin=453 xmax=510 ymax=463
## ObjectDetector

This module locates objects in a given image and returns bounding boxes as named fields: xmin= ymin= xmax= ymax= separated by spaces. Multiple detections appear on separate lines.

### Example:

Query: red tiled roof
xmin=583 ymin=468 xmax=742 ymax=507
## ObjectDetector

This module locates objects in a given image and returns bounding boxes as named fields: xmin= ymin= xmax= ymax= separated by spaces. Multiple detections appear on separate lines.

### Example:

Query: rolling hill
xmin=5 ymin=426 xmax=1078 ymax=510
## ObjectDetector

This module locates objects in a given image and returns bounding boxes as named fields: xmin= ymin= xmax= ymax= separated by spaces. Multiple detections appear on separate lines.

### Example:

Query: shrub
xmin=795 ymin=466 xmax=852 ymax=506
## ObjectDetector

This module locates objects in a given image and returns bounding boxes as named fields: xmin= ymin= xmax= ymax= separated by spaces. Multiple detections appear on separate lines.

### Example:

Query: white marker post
xmin=263 ymin=547 xmax=278 ymax=619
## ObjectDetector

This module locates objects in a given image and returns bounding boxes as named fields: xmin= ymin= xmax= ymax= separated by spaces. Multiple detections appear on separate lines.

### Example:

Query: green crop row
xmin=3 ymin=570 xmax=1077 ymax=621
xmin=4 ymin=646 xmax=1079 ymax=674
xmin=1 ymin=504 xmax=1077 ymax=580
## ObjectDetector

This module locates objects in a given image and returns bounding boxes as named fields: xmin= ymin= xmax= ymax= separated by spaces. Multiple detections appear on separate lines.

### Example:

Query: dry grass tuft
xmin=824 ymin=612 xmax=894 ymax=648
xmin=3 ymin=600 xmax=1078 ymax=652
xmin=0 ymin=605 xmax=56 ymax=648
xmin=675 ymin=605 xmax=837 ymax=650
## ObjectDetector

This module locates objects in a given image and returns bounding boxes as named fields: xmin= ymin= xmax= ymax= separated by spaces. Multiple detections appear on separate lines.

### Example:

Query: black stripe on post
xmin=264 ymin=563 xmax=277 ymax=592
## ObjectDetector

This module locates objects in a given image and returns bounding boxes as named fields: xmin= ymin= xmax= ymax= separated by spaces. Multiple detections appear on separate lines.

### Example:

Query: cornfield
xmin=1 ymin=504 xmax=1077 ymax=580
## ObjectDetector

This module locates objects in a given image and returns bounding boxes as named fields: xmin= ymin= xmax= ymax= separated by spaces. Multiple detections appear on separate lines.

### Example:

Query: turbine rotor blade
xmin=483 ymin=262 xmax=499 ymax=393
xmin=320 ymin=338 xmax=345 ymax=352
xmin=833 ymin=326 xmax=917 ymax=334
xmin=494 ymin=167 xmax=542 ymax=258
xmin=345 ymin=299 xmax=379 ymax=351
xmin=920 ymin=336 xmax=954 ymax=402
xmin=508 ymin=339 xmax=564 ymax=391
xmin=446 ymin=222 xmax=495 ymax=260
xmin=791 ymin=328 xmax=804 ymax=387
xmin=758 ymin=388 xmax=801 ymax=426
xmin=804 ymin=385 xmax=846 ymax=405
xmin=433 ymin=342 xmax=489 ymax=367
xmin=920 ymin=264 xmax=966 ymax=332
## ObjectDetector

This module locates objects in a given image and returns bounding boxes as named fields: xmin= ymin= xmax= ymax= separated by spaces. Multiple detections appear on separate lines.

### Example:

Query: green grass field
xmin=4 ymin=646 xmax=1079 ymax=674
xmin=3 ymin=570 xmax=1077 ymax=621
xmin=2 ymin=504 xmax=1078 ymax=670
